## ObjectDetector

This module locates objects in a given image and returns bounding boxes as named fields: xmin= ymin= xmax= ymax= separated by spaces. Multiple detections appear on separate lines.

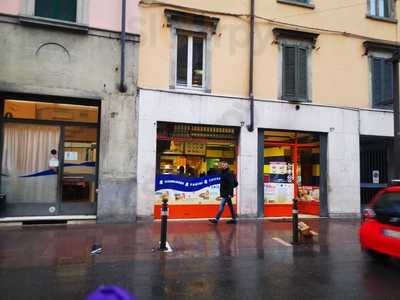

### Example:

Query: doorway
xmin=0 ymin=98 xmax=100 ymax=217
xmin=262 ymin=130 xmax=322 ymax=217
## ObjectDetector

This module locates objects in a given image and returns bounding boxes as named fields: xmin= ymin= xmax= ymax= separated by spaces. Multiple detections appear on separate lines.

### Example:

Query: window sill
xmin=281 ymin=96 xmax=310 ymax=103
xmin=170 ymin=85 xmax=211 ymax=94
xmin=19 ymin=15 xmax=89 ymax=33
xmin=277 ymin=0 xmax=315 ymax=9
xmin=366 ymin=14 xmax=397 ymax=24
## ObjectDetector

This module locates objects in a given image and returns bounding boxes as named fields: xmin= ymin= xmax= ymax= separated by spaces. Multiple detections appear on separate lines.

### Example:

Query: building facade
xmin=137 ymin=0 xmax=397 ymax=219
xmin=0 ymin=0 xmax=140 ymax=223
xmin=0 ymin=1 xmax=397 ymax=223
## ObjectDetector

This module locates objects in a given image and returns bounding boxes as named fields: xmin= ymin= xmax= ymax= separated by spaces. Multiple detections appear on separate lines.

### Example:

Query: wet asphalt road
xmin=0 ymin=219 xmax=399 ymax=300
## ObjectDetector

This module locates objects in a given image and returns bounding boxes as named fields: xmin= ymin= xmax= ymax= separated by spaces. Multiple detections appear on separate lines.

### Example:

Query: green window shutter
xmin=35 ymin=0 xmax=77 ymax=22
xmin=383 ymin=59 xmax=394 ymax=104
xmin=283 ymin=45 xmax=296 ymax=98
xmin=297 ymin=47 xmax=308 ymax=100
xmin=372 ymin=58 xmax=383 ymax=107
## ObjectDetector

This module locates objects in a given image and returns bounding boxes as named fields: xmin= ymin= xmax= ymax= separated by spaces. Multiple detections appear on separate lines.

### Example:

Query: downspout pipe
xmin=119 ymin=0 xmax=127 ymax=93
xmin=247 ymin=0 xmax=255 ymax=132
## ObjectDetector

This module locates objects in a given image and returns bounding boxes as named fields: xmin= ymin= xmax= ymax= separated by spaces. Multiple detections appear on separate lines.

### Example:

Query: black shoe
xmin=209 ymin=219 xmax=218 ymax=224
xmin=226 ymin=219 xmax=237 ymax=224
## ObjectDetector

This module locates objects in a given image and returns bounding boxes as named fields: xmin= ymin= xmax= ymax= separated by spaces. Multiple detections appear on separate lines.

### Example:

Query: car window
xmin=373 ymin=192 xmax=400 ymax=216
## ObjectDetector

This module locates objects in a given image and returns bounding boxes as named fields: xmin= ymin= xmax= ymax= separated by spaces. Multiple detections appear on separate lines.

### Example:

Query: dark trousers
xmin=215 ymin=197 xmax=236 ymax=220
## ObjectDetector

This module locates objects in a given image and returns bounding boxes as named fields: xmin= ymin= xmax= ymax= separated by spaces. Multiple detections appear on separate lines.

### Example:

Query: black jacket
xmin=220 ymin=169 xmax=235 ymax=198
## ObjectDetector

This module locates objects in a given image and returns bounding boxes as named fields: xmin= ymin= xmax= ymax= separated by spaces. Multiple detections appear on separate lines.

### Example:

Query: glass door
xmin=60 ymin=126 xmax=98 ymax=215
xmin=1 ymin=123 xmax=61 ymax=216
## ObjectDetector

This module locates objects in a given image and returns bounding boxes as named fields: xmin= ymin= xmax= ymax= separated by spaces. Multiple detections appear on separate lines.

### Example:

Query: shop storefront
xmin=263 ymin=130 xmax=321 ymax=217
xmin=155 ymin=122 xmax=239 ymax=219
xmin=0 ymin=97 xmax=100 ymax=217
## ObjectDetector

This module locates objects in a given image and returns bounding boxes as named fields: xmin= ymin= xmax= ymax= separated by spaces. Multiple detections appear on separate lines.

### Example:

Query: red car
xmin=359 ymin=185 xmax=400 ymax=259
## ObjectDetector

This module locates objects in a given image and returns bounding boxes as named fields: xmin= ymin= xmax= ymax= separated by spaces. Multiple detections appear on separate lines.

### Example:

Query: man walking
xmin=209 ymin=161 xmax=237 ymax=224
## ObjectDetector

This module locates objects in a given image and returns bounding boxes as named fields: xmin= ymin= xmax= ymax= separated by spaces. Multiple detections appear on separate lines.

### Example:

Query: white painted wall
xmin=137 ymin=89 xmax=394 ymax=218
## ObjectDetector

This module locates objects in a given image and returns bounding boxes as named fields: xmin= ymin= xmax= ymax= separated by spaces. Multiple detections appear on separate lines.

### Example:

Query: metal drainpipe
xmin=119 ymin=0 xmax=127 ymax=93
xmin=247 ymin=0 xmax=255 ymax=132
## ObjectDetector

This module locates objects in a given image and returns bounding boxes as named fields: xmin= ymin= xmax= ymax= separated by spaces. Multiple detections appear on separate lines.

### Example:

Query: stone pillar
xmin=238 ymin=127 xmax=258 ymax=218
xmin=327 ymin=110 xmax=361 ymax=218
xmin=97 ymin=93 xmax=137 ymax=223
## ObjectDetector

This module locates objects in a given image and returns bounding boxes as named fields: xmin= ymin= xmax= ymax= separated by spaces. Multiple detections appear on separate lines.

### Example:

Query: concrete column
xmin=327 ymin=110 xmax=361 ymax=217
xmin=136 ymin=118 xmax=157 ymax=219
xmin=238 ymin=127 xmax=258 ymax=218
xmin=97 ymin=93 xmax=137 ymax=223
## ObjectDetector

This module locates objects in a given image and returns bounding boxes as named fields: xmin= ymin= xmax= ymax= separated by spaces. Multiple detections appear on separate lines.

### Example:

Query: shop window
xmin=155 ymin=122 xmax=239 ymax=218
xmin=165 ymin=9 xmax=219 ymax=92
xmin=371 ymin=57 xmax=394 ymax=109
xmin=176 ymin=33 xmax=205 ymax=88
xmin=263 ymin=130 xmax=321 ymax=217
xmin=3 ymin=100 xmax=98 ymax=123
xmin=35 ymin=0 xmax=77 ymax=22
xmin=368 ymin=0 xmax=395 ymax=19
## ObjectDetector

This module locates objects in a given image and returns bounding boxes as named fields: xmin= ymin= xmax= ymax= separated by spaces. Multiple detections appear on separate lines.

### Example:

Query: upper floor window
xmin=35 ymin=0 xmax=77 ymax=22
xmin=274 ymin=29 xmax=318 ymax=102
xmin=364 ymin=41 xmax=396 ymax=109
xmin=277 ymin=0 xmax=315 ymax=9
xmin=371 ymin=57 xmax=393 ymax=108
xmin=282 ymin=44 xmax=308 ymax=101
xmin=176 ymin=33 xmax=205 ymax=89
xmin=21 ymin=0 xmax=88 ymax=25
xmin=369 ymin=0 xmax=395 ymax=19
xmin=165 ymin=9 xmax=219 ymax=92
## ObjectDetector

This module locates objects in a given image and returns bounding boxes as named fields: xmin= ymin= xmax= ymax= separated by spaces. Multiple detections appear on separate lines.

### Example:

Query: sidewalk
xmin=0 ymin=219 xmax=399 ymax=300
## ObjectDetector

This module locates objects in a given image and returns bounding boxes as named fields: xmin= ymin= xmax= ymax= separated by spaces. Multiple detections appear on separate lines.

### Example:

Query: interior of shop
xmin=264 ymin=130 xmax=320 ymax=217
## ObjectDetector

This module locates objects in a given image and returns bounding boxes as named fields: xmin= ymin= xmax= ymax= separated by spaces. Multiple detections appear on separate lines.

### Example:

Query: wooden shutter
xmin=283 ymin=46 xmax=296 ymax=98
xmin=383 ymin=59 xmax=394 ymax=103
xmin=372 ymin=58 xmax=383 ymax=107
xmin=297 ymin=47 xmax=308 ymax=100
xmin=35 ymin=0 xmax=77 ymax=22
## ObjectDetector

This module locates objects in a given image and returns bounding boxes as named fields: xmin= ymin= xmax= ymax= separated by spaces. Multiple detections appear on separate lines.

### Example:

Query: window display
xmin=155 ymin=122 xmax=239 ymax=218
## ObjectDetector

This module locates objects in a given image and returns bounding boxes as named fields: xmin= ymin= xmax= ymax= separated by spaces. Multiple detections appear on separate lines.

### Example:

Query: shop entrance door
xmin=60 ymin=126 xmax=98 ymax=215
xmin=263 ymin=131 xmax=321 ymax=217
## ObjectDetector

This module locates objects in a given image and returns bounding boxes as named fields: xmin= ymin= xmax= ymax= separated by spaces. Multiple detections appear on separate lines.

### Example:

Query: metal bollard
xmin=292 ymin=198 xmax=299 ymax=244
xmin=159 ymin=195 xmax=169 ymax=251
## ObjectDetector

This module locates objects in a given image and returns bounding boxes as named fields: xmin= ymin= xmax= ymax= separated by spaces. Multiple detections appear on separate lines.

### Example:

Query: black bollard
xmin=292 ymin=198 xmax=299 ymax=245
xmin=159 ymin=195 xmax=169 ymax=251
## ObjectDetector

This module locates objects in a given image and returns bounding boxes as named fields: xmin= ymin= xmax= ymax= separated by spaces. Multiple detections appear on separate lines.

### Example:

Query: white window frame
xmin=176 ymin=32 xmax=206 ymax=90
xmin=368 ymin=0 xmax=396 ymax=19
xmin=21 ymin=0 xmax=89 ymax=25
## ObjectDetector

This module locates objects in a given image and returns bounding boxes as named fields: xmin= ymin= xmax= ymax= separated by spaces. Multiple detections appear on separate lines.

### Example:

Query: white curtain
xmin=1 ymin=123 xmax=60 ymax=203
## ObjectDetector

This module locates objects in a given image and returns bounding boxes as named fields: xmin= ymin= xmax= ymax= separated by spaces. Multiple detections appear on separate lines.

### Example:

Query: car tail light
xmin=362 ymin=208 xmax=376 ymax=222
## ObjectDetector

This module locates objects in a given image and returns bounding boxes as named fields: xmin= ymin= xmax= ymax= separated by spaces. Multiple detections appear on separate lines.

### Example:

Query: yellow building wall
xmin=139 ymin=0 xmax=399 ymax=108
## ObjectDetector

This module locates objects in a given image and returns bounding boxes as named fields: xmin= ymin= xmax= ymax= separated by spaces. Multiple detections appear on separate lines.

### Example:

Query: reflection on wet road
xmin=0 ymin=219 xmax=399 ymax=299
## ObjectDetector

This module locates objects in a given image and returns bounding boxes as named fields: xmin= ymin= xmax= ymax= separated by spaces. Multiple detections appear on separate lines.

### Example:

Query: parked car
xmin=359 ymin=185 xmax=400 ymax=259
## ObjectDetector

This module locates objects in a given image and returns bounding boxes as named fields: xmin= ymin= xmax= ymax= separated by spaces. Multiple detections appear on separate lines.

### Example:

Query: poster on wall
xmin=264 ymin=182 xmax=294 ymax=204
xmin=155 ymin=174 xmax=235 ymax=205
